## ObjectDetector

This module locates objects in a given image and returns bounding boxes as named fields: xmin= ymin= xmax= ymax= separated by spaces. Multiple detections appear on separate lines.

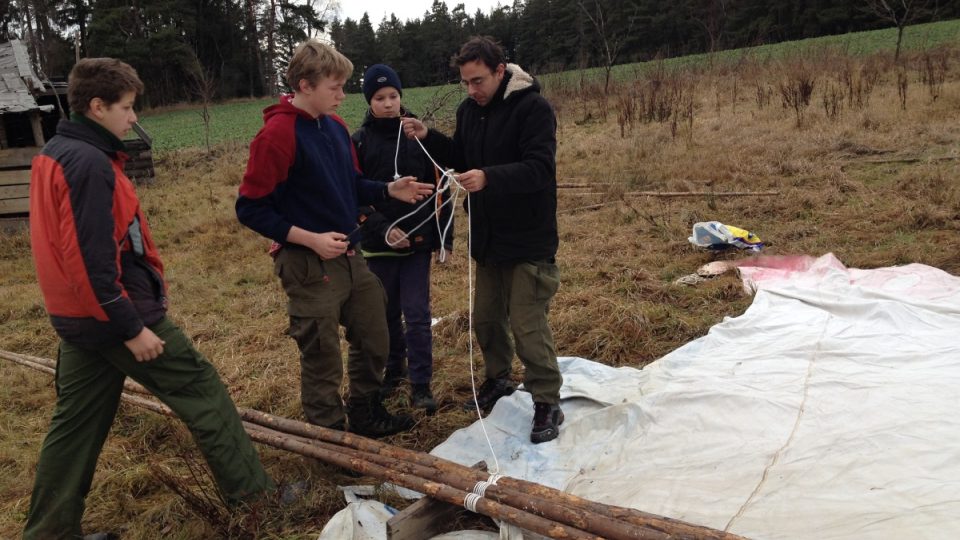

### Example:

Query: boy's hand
xmin=457 ymin=169 xmax=487 ymax=192
xmin=125 ymin=327 xmax=165 ymax=362
xmin=309 ymin=231 xmax=348 ymax=259
xmin=286 ymin=226 xmax=348 ymax=259
xmin=386 ymin=226 xmax=411 ymax=249
xmin=401 ymin=118 xmax=427 ymax=140
xmin=388 ymin=176 xmax=433 ymax=204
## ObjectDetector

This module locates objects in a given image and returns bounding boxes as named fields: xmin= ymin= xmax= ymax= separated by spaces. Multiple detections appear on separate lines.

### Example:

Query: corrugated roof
xmin=0 ymin=40 xmax=45 ymax=114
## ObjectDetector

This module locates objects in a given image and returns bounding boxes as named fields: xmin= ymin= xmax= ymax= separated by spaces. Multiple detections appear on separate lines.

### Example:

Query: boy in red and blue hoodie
xmin=236 ymin=40 xmax=433 ymax=437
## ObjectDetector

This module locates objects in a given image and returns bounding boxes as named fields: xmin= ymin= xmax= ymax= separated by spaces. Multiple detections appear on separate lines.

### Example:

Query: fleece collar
xmin=503 ymin=63 xmax=536 ymax=100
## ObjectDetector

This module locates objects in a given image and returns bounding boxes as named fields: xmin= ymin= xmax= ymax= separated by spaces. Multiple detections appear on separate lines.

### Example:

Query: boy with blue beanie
xmin=352 ymin=64 xmax=453 ymax=413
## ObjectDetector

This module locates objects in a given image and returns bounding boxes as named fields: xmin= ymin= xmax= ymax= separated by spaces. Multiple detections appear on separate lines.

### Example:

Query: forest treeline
xmin=2 ymin=0 xmax=958 ymax=107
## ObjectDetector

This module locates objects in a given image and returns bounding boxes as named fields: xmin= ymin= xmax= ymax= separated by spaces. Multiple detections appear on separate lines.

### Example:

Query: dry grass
xmin=2 ymin=45 xmax=960 ymax=537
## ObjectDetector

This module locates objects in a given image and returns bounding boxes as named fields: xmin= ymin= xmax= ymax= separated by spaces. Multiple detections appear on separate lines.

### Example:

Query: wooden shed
xmin=0 ymin=39 xmax=51 ymax=218
xmin=1 ymin=40 xmax=154 ymax=224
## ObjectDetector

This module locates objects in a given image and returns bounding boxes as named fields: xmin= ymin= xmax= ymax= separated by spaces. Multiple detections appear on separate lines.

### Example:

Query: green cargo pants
xmin=474 ymin=260 xmax=562 ymax=404
xmin=23 ymin=317 xmax=274 ymax=540
xmin=275 ymin=247 xmax=389 ymax=427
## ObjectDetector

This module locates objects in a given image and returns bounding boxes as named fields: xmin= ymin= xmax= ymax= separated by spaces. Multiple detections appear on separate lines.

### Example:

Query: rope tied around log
xmin=464 ymin=473 xmax=502 ymax=512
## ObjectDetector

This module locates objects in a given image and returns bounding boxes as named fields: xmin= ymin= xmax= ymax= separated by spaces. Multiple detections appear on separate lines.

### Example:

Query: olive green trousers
xmin=23 ymin=317 xmax=273 ymax=540
xmin=473 ymin=260 xmax=563 ymax=404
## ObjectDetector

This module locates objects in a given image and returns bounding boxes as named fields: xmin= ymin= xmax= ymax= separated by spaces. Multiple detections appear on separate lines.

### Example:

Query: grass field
xmin=138 ymin=19 xmax=960 ymax=152
xmin=2 ymin=20 xmax=960 ymax=539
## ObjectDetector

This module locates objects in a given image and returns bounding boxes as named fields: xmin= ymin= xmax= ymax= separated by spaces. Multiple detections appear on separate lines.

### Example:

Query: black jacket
xmin=423 ymin=64 xmax=558 ymax=264
xmin=352 ymin=109 xmax=454 ymax=255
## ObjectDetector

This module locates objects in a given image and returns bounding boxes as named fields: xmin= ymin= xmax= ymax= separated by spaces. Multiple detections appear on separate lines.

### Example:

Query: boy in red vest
xmin=25 ymin=58 xmax=274 ymax=539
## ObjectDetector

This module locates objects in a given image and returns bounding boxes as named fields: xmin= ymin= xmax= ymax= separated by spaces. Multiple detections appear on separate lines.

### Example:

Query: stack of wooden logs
xmin=1 ymin=349 xmax=746 ymax=540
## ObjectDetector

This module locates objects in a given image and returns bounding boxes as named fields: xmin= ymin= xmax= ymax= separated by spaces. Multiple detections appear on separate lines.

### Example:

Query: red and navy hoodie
xmin=237 ymin=95 xmax=386 ymax=245
xmin=30 ymin=119 xmax=167 ymax=347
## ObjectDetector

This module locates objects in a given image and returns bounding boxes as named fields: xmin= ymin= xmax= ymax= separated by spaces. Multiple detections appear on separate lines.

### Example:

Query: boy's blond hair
xmin=286 ymin=40 xmax=353 ymax=91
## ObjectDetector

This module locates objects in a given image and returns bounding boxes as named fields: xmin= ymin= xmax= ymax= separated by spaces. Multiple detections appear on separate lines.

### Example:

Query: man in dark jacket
xmin=403 ymin=36 xmax=563 ymax=444
xmin=25 ymin=58 xmax=274 ymax=539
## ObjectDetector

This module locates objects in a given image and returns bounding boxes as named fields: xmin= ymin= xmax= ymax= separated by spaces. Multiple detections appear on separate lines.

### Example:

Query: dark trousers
xmin=366 ymin=251 xmax=434 ymax=385
xmin=474 ymin=260 xmax=562 ymax=404
xmin=23 ymin=317 xmax=274 ymax=540
xmin=275 ymin=248 xmax=388 ymax=427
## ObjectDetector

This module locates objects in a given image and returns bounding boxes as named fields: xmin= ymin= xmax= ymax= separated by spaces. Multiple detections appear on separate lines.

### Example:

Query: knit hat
xmin=362 ymin=64 xmax=402 ymax=103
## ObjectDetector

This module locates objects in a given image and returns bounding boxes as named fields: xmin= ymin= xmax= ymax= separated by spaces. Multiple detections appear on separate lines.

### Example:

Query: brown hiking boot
xmin=530 ymin=402 xmax=564 ymax=444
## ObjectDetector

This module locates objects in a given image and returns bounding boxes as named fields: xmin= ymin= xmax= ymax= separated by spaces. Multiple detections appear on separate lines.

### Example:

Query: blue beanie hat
xmin=362 ymin=64 xmax=402 ymax=103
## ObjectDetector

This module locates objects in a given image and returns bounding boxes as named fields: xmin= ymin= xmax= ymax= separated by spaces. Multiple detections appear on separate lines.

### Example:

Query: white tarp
xmin=324 ymin=254 xmax=960 ymax=539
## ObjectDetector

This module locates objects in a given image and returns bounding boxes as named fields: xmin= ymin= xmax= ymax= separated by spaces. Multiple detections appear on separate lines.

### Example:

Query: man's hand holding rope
xmin=456 ymin=169 xmax=487 ymax=192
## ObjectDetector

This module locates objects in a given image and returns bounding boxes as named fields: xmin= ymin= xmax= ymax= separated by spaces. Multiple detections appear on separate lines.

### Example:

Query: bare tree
xmin=304 ymin=0 xmax=340 ymax=39
xmin=245 ymin=0 xmax=266 ymax=97
xmin=265 ymin=0 xmax=278 ymax=96
xmin=190 ymin=65 xmax=218 ymax=153
xmin=577 ymin=0 xmax=636 ymax=95
xmin=862 ymin=0 xmax=931 ymax=61
xmin=690 ymin=0 xmax=727 ymax=57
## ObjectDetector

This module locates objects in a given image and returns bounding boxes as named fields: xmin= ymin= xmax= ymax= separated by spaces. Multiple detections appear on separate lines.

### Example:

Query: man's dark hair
xmin=451 ymin=36 xmax=506 ymax=71
xmin=68 ymin=58 xmax=144 ymax=113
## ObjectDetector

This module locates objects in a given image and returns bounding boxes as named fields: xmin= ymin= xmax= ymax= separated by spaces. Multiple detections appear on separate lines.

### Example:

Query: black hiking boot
xmin=411 ymin=383 xmax=438 ymax=415
xmin=323 ymin=419 xmax=346 ymax=431
xmin=347 ymin=396 xmax=415 ymax=438
xmin=380 ymin=368 xmax=406 ymax=398
xmin=462 ymin=378 xmax=516 ymax=412
xmin=530 ymin=402 xmax=564 ymax=444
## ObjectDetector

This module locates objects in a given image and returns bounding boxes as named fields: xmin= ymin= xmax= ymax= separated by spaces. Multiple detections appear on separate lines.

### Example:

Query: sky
xmin=339 ymin=1 xmax=506 ymax=25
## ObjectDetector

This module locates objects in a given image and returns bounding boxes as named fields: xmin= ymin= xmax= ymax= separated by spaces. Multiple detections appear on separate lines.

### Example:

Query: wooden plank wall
xmin=0 ymin=135 xmax=155 ymax=218
xmin=0 ymin=147 xmax=36 ymax=216
xmin=124 ymin=139 xmax=155 ymax=181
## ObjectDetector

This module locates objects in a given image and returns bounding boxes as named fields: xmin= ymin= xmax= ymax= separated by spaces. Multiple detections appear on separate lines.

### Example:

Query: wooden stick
xmin=245 ymin=424 xmax=670 ymax=540
xmin=242 ymin=424 xmax=604 ymax=540
xmin=850 ymin=156 xmax=959 ymax=164
xmin=108 ymin=390 xmax=610 ymax=539
xmin=3 ymin=350 xmax=746 ymax=539
xmin=563 ymin=191 xmax=780 ymax=198
xmin=559 ymin=203 xmax=608 ymax=215
xmin=238 ymin=403 xmax=743 ymax=539
xmin=558 ymin=183 xmax=615 ymax=188
xmin=3 ymin=352 xmax=630 ymax=538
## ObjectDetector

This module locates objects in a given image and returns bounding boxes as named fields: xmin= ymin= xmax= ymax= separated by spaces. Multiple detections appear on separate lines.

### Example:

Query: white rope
xmin=463 ymin=492 xmax=482 ymax=513
xmin=383 ymin=119 xmax=457 ymax=253
xmin=382 ymin=170 xmax=458 ymax=249
xmin=463 ymin=473 xmax=502 ymax=512
xmin=392 ymin=120 xmax=402 ymax=180
xmin=383 ymin=118 xmax=503 ymax=477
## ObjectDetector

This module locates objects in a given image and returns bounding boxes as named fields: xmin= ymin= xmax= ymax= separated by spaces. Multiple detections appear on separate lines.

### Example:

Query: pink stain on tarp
xmin=733 ymin=253 xmax=960 ymax=302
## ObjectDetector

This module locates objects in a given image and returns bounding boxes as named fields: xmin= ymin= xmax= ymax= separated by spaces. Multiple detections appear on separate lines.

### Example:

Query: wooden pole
xmin=239 ymin=407 xmax=742 ymax=540
xmin=563 ymin=191 xmax=780 ymax=198
xmin=2 ymin=350 xmax=747 ymax=540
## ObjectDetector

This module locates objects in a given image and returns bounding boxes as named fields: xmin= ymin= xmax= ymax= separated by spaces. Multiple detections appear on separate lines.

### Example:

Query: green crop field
xmin=137 ymin=85 xmax=462 ymax=151
xmin=138 ymin=18 xmax=960 ymax=152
